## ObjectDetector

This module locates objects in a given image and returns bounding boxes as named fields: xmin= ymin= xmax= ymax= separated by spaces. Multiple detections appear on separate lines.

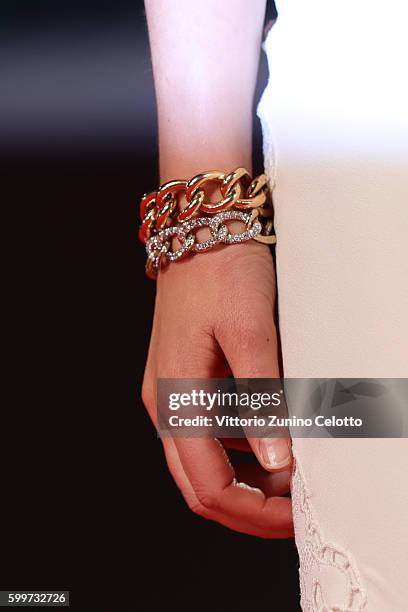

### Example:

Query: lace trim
xmin=292 ymin=454 xmax=367 ymax=612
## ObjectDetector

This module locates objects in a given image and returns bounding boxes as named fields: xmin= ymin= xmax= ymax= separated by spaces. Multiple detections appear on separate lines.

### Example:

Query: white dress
xmin=257 ymin=1 xmax=408 ymax=609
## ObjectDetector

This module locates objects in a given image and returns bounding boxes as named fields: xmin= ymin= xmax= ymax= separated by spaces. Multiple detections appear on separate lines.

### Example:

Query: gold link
xmin=185 ymin=171 xmax=239 ymax=214
xmin=221 ymin=167 xmax=251 ymax=197
xmin=177 ymin=189 xmax=205 ymax=222
xmin=138 ymin=167 xmax=276 ymax=250
xmin=155 ymin=179 xmax=187 ymax=230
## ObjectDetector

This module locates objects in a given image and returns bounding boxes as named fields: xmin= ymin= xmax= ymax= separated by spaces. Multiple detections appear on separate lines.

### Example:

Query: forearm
xmin=145 ymin=0 xmax=267 ymax=181
xmin=142 ymin=4 xmax=293 ymax=540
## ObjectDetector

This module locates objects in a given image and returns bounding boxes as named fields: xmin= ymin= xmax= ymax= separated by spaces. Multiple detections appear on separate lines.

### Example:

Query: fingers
xmin=143 ymin=365 xmax=294 ymax=536
xmin=222 ymin=438 xmax=292 ymax=476
xmin=248 ymin=437 xmax=293 ymax=472
xmin=174 ymin=437 xmax=293 ymax=538
xmin=163 ymin=437 xmax=292 ymax=538
xmin=233 ymin=464 xmax=291 ymax=497
xmin=221 ymin=440 xmax=292 ymax=489
xmin=216 ymin=312 xmax=293 ymax=472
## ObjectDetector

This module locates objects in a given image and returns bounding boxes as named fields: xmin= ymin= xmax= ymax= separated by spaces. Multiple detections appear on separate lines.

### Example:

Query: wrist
xmin=159 ymin=149 xmax=253 ymax=186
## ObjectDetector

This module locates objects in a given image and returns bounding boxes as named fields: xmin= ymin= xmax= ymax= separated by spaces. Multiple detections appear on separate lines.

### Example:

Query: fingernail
xmin=260 ymin=438 xmax=292 ymax=469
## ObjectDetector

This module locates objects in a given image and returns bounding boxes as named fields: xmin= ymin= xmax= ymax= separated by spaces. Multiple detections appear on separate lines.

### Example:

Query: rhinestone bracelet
xmin=145 ymin=209 xmax=275 ymax=279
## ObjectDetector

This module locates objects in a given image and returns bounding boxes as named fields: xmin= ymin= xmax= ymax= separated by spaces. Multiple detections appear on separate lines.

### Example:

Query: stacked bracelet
xmin=138 ymin=167 xmax=276 ymax=279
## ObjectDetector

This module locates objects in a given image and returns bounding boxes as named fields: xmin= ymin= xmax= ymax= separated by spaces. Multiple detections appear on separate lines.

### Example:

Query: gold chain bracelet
xmin=138 ymin=167 xmax=275 ymax=244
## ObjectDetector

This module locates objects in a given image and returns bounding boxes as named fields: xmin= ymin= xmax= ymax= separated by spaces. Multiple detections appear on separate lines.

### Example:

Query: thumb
xmin=217 ymin=317 xmax=293 ymax=472
xmin=251 ymin=437 xmax=293 ymax=472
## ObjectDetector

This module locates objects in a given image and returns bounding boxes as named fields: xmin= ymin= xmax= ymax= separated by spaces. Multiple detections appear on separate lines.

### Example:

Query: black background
xmin=1 ymin=1 xmax=300 ymax=610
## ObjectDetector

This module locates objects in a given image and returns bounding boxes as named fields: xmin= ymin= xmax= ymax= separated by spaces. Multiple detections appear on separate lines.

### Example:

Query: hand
xmin=142 ymin=240 xmax=293 ymax=538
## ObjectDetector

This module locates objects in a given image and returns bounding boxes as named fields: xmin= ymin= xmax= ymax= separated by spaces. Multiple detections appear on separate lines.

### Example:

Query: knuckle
xmin=141 ymin=378 xmax=155 ymax=409
xmin=195 ymin=489 xmax=221 ymax=513
xmin=188 ymin=499 xmax=211 ymax=519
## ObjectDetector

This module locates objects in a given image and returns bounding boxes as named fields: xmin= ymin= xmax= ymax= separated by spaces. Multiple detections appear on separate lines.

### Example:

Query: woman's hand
xmin=142 ymin=240 xmax=294 ymax=538
xmin=143 ymin=0 xmax=291 ymax=539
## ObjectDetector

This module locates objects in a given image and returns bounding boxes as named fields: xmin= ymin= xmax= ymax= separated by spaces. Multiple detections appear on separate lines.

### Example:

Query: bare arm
xmin=145 ymin=0 xmax=265 ymax=180
xmin=142 ymin=0 xmax=293 ymax=539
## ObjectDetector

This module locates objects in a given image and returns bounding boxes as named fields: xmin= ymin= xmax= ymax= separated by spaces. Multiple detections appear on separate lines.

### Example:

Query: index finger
xmin=174 ymin=436 xmax=294 ymax=538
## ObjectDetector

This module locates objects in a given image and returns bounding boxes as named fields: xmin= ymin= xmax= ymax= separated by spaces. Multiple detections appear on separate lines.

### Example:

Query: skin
xmin=142 ymin=0 xmax=293 ymax=538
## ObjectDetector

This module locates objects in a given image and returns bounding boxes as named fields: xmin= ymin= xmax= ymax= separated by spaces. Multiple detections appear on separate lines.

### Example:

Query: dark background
xmin=1 ymin=1 xmax=300 ymax=610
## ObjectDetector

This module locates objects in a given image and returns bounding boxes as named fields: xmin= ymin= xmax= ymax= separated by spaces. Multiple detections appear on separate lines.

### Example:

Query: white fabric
xmin=257 ymin=1 xmax=408 ymax=609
